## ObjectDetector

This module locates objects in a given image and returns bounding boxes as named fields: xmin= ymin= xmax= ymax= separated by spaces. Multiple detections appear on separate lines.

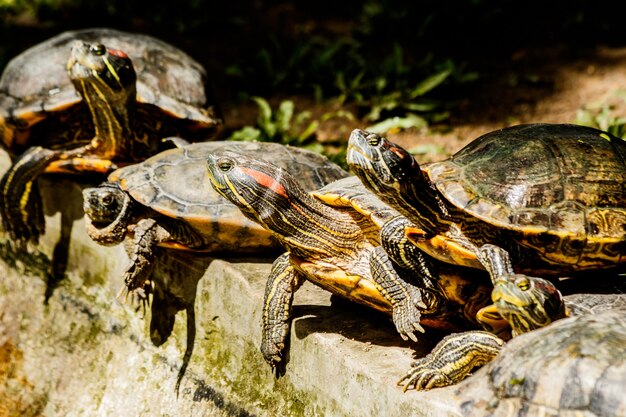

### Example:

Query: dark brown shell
xmin=109 ymin=141 xmax=349 ymax=241
xmin=425 ymin=124 xmax=626 ymax=241
xmin=0 ymin=27 xmax=220 ymax=148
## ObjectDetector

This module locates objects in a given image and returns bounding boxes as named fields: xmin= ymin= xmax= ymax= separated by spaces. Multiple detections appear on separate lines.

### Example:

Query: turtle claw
xmin=391 ymin=289 xmax=425 ymax=341
xmin=261 ymin=340 xmax=284 ymax=368
xmin=261 ymin=321 xmax=290 ymax=368
xmin=116 ymin=282 xmax=151 ymax=315
xmin=398 ymin=364 xmax=451 ymax=392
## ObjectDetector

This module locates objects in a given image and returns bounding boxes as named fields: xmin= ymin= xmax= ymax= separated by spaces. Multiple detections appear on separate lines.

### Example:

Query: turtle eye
xmin=366 ymin=134 xmax=381 ymax=147
xmin=102 ymin=194 xmax=113 ymax=206
xmin=515 ymin=277 xmax=530 ymax=291
xmin=90 ymin=44 xmax=107 ymax=56
xmin=217 ymin=157 xmax=235 ymax=172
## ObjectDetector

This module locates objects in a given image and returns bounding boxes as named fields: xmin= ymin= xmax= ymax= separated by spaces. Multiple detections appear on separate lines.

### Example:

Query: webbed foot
xmin=398 ymin=364 xmax=453 ymax=391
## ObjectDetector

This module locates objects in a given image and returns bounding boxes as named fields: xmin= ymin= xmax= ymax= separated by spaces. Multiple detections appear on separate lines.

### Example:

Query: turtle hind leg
xmin=0 ymin=146 xmax=62 ymax=243
xmin=398 ymin=330 xmax=504 ymax=391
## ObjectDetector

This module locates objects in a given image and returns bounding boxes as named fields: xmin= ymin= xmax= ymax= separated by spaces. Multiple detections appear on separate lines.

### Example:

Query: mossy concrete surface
xmin=0 ymin=167 xmax=462 ymax=416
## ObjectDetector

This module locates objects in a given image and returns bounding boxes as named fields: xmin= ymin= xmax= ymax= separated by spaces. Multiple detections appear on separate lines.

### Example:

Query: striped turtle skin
xmin=0 ymin=27 xmax=222 ymax=244
xmin=83 ymin=141 xmax=348 ymax=296
xmin=204 ymin=151 xmax=570 ymax=372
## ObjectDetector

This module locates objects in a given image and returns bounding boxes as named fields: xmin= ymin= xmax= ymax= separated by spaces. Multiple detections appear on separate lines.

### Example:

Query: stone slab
xmin=0 ymin=167 xmax=462 ymax=417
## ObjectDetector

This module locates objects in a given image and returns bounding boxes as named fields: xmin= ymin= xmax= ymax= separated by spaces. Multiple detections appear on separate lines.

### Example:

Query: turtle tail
xmin=0 ymin=146 xmax=62 ymax=243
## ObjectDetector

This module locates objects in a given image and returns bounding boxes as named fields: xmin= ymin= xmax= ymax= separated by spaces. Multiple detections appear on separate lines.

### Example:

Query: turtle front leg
xmin=124 ymin=214 xmax=203 ymax=292
xmin=370 ymin=246 xmax=427 ymax=341
xmin=122 ymin=218 xmax=163 ymax=298
xmin=398 ymin=330 xmax=504 ymax=391
xmin=123 ymin=217 xmax=204 ymax=295
xmin=0 ymin=146 xmax=62 ymax=243
xmin=476 ymin=244 xmax=517 ymax=283
xmin=261 ymin=253 xmax=305 ymax=367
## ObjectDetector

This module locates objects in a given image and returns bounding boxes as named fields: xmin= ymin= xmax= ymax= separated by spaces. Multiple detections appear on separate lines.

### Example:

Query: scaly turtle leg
xmin=398 ymin=330 xmax=504 ymax=391
xmin=261 ymin=253 xmax=305 ymax=367
xmin=369 ymin=246 xmax=426 ymax=341
xmin=122 ymin=217 xmax=204 ymax=296
xmin=0 ymin=141 xmax=114 ymax=243
xmin=0 ymin=146 xmax=61 ymax=243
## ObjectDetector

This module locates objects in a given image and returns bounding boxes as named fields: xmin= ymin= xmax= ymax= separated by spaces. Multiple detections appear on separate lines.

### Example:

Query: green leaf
xmin=297 ymin=120 xmax=320 ymax=143
xmin=366 ymin=114 xmax=428 ymax=134
xmin=252 ymin=96 xmax=275 ymax=137
xmin=410 ymin=68 xmax=452 ymax=99
xmin=404 ymin=102 xmax=439 ymax=112
xmin=407 ymin=143 xmax=447 ymax=156
xmin=276 ymin=100 xmax=295 ymax=135
xmin=226 ymin=126 xmax=263 ymax=142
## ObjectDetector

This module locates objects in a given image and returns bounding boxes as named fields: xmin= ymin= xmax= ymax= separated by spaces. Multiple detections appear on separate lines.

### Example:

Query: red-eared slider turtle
xmin=453 ymin=293 xmax=626 ymax=416
xmin=0 ymin=28 xmax=222 ymax=243
xmin=205 ymin=151 xmax=548 ymax=368
xmin=347 ymin=124 xmax=626 ymax=284
xmin=83 ymin=141 xmax=348 ymax=298
xmin=398 ymin=243 xmax=568 ymax=390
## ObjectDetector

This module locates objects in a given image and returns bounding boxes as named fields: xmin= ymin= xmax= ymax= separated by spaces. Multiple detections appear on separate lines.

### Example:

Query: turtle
xmin=82 ymin=140 xmax=349 ymax=299
xmin=346 ymin=124 xmax=626 ymax=286
xmin=0 ymin=27 xmax=222 ymax=243
xmin=454 ymin=294 xmax=626 ymax=417
xmin=397 ymin=243 xmax=569 ymax=390
xmin=204 ymin=151 xmax=566 ymax=368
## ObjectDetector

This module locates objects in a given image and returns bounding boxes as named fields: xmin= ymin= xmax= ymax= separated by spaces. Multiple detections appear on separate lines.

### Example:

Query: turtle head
xmin=67 ymin=41 xmax=136 ymax=103
xmin=83 ymin=182 xmax=132 ymax=245
xmin=206 ymin=151 xmax=307 ymax=236
xmin=492 ymin=274 xmax=567 ymax=337
xmin=347 ymin=129 xmax=419 ymax=196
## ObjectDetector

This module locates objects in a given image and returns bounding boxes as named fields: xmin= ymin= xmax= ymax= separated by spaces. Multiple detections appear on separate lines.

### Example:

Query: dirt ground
xmin=407 ymin=45 xmax=626 ymax=160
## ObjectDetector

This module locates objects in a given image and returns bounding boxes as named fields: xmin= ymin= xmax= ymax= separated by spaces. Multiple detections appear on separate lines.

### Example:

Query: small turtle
xmin=205 ymin=151 xmax=540 ymax=368
xmin=347 ymin=124 xmax=626 ymax=284
xmin=0 ymin=28 xmax=222 ymax=243
xmin=455 ymin=295 xmax=626 ymax=417
xmin=398 ymin=243 xmax=568 ymax=390
xmin=83 ymin=141 xmax=348 ymax=298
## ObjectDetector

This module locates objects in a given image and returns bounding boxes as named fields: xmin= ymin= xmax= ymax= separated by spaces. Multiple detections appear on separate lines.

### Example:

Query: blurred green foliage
xmin=575 ymin=90 xmax=626 ymax=139
xmin=227 ymin=97 xmax=353 ymax=167
xmin=3 ymin=0 xmax=626 ymax=142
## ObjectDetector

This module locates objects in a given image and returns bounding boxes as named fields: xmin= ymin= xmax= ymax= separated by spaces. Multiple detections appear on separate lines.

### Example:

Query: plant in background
xmin=574 ymin=90 xmax=626 ymax=139
xmin=228 ymin=97 xmax=320 ymax=145
xmin=226 ymin=31 xmax=478 ymax=134
xmin=227 ymin=96 xmax=354 ymax=168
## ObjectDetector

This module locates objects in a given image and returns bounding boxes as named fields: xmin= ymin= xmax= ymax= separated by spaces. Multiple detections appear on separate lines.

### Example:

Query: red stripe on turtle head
xmin=240 ymin=167 xmax=289 ymax=200
xmin=108 ymin=49 xmax=128 ymax=58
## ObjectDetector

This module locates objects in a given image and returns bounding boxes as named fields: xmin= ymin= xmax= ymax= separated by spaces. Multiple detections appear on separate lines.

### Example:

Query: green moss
xmin=508 ymin=377 xmax=525 ymax=385
xmin=185 ymin=317 xmax=343 ymax=417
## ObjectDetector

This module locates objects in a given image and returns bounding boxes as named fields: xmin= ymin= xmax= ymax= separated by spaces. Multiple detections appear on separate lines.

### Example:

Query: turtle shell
xmin=0 ymin=27 xmax=220 ymax=150
xmin=457 ymin=306 xmax=626 ymax=417
xmin=424 ymin=124 xmax=626 ymax=265
xmin=311 ymin=176 xmax=401 ymax=230
xmin=108 ymin=141 xmax=349 ymax=252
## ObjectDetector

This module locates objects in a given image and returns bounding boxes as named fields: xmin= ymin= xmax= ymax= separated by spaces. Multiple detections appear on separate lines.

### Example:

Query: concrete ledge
xmin=0 ymin=174 xmax=462 ymax=417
